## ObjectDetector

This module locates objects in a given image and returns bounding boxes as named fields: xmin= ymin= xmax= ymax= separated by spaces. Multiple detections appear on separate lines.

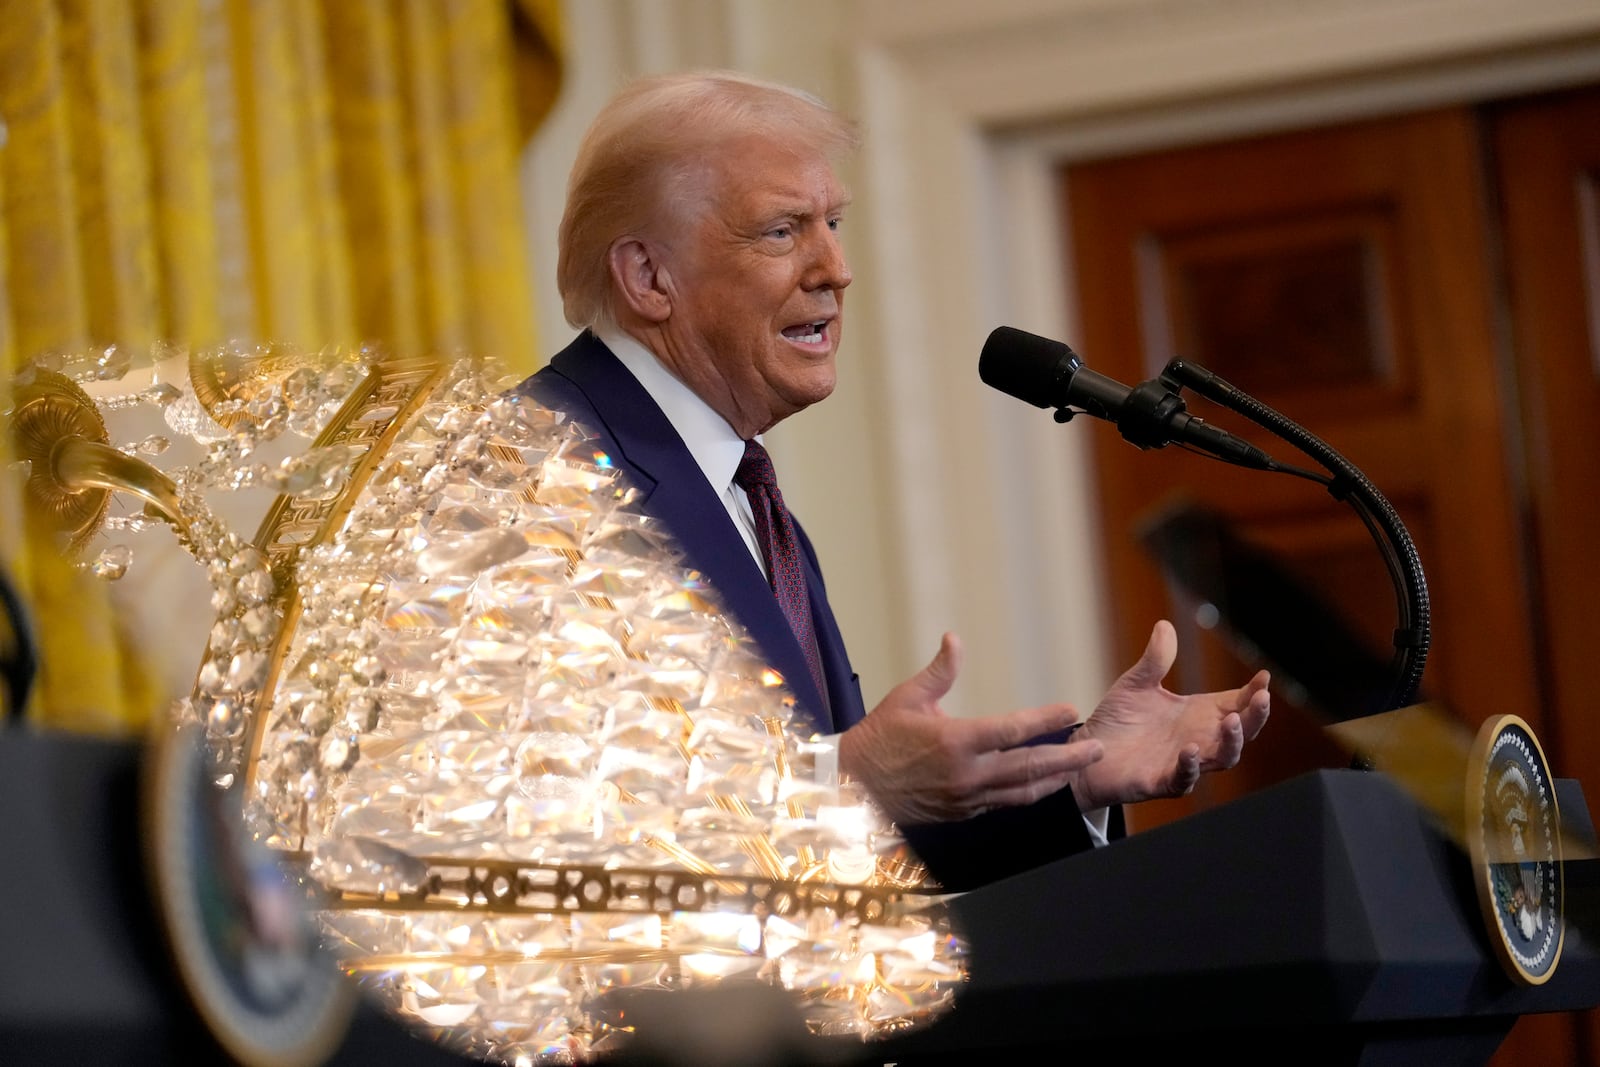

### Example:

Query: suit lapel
xmin=544 ymin=334 xmax=834 ymax=728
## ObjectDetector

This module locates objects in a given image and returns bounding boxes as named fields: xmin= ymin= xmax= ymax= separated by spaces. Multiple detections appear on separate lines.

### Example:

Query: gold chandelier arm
xmin=49 ymin=437 xmax=192 ymax=539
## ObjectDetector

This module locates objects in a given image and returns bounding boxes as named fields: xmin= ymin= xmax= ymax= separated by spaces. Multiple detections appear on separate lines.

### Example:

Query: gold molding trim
xmin=7 ymin=370 xmax=115 ymax=551
xmin=51 ymin=437 xmax=190 ymax=540
xmin=236 ymin=355 xmax=449 ymax=793
xmin=307 ymin=855 xmax=920 ymax=923
xmin=188 ymin=345 xmax=317 ymax=431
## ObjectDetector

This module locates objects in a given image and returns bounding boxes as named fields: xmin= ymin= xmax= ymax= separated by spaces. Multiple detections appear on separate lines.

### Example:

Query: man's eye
xmin=767 ymin=226 xmax=792 ymax=240
xmin=827 ymin=217 xmax=842 ymax=232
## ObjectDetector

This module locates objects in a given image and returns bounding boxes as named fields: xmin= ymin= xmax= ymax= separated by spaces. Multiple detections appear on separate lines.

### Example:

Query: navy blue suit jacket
xmin=521 ymin=331 xmax=1111 ymax=890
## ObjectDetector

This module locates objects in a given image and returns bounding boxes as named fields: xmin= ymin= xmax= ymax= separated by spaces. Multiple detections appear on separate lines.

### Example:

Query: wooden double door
xmin=1065 ymin=85 xmax=1600 ymax=1065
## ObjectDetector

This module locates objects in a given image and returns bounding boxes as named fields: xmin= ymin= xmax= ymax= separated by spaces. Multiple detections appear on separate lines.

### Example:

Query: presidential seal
xmin=1466 ymin=715 xmax=1563 ymax=985
xmin=143 ymin=723 xmax=357 ymax=1066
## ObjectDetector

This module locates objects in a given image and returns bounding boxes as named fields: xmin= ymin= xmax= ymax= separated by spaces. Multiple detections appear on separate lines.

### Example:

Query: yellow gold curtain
xmin=0 ymin=0 xmax=563 ymax=729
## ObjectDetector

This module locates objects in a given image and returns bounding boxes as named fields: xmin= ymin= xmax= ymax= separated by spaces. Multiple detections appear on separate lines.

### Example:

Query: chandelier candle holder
xmin=4 ymin=343 xmax=966 ymax=1064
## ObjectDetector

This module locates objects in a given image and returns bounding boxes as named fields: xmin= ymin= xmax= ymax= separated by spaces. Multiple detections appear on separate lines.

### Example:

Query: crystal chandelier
xmin=5 ymin=343 xmax=965 ymax=1063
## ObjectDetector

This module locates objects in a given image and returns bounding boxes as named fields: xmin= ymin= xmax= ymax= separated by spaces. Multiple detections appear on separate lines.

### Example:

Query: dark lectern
xmin=0 ymin=731 xmax=469 ymax=1066
xmin=4 ymin=731 xmax=1594 ymax=1065
xmin=877 ymin=769 xmax=1600 ymax=1066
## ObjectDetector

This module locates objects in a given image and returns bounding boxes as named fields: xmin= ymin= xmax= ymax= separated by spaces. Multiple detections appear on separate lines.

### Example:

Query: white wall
xmin=520 ymin=0 xmax=1600 ymax=717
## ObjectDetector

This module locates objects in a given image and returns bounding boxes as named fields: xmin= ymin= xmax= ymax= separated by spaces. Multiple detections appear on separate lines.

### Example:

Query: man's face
xmin=650 ymin=136 xmax=852 ymax=438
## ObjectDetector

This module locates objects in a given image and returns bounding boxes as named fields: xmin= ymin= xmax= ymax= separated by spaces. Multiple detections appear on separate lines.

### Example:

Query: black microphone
xmin=979 ymin=326 xmax=1274 ymax=470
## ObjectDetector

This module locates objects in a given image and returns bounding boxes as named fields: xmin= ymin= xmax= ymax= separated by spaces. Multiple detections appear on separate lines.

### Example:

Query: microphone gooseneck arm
xmin=1160 ymin=359 xmax=1430 ymax=711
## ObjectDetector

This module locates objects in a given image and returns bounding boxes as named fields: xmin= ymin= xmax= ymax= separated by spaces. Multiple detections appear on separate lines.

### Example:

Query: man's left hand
xmin=1068 ymin=619 xmax=1270 ymax=810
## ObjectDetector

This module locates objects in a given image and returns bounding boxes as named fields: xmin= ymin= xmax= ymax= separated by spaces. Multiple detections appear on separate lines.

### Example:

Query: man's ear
xmin=607 ymin=237 xmax=674 ymax=324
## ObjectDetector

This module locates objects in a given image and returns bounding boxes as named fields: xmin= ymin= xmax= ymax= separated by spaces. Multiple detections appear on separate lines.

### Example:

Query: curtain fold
xmin=401 ymin=0 xmax=469 ymax=352
xmin=1 ymin=0 xmax=91 ymax=357
xmin=442 ymin=0 xmax=538 ymax=364
xmin=0 ymin=0 xmax=563 ymax=730
xmin=138 ymin=0 xmax=222 ymax=344
xmin=62 ymin=0 xmax=162 ymax=347
xmin=229 ymin=0 xmax=353 ymax=343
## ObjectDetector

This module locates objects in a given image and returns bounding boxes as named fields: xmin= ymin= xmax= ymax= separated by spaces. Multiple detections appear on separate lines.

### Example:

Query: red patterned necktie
xmin=734 ymin=440 xmax=830 ymax=713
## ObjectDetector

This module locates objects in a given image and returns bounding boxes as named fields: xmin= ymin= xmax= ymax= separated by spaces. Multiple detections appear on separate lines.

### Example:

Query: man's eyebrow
xmin=792 ymin=201 xmax=853 ymax=221
xmin=760 ymin=192 xmax=853 ymax=218
xmin=744 ymin=195 xmax=853 ymax=232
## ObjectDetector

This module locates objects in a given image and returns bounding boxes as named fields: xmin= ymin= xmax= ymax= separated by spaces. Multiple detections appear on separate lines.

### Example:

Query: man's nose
xmin=806 ymin=231 xmax=852 ymax=292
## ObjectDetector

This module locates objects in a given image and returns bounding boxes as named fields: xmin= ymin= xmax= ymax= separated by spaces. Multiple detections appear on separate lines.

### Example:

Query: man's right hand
xmin=837 ymin=633 xmax=1104 ymax=826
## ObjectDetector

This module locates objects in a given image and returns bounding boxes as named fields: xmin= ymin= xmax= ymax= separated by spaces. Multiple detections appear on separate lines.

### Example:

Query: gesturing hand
xmin=1069 ymin=620 xmax=1270 ymax=810
xmin=838 ymin=633 xmax=1104 ymax=827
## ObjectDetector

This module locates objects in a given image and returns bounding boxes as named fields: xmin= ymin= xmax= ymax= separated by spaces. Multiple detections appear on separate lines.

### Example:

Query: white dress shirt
xmin=599 ymin=327 xmax=768 ymax=579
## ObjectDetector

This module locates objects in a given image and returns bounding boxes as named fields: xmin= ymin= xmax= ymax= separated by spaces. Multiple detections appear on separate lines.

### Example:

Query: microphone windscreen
xmin=979 ymin=326 xmax=1076 ymax=408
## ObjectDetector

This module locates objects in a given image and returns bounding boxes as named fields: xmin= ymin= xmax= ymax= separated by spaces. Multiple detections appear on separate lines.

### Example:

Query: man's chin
xmin=795 ymin=367 xmax=838 ymax=407
xmin=766 ymin=373 xmax=837 ymax=428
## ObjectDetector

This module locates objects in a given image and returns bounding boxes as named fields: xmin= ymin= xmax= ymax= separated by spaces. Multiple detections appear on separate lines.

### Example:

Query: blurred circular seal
xmin=1466 ymin=714 xmax=1563 ymax=985
xmin=143 ymin=722 xmax=356 ymax=1065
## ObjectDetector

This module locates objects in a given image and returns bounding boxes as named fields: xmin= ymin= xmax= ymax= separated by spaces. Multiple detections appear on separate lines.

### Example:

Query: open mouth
xmin=780 ymin=321 xmax=829 ymax=345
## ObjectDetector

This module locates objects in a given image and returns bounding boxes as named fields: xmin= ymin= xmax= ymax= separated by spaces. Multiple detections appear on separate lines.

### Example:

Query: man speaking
xmin=522 ymin=70 xmax=1270 ymax=890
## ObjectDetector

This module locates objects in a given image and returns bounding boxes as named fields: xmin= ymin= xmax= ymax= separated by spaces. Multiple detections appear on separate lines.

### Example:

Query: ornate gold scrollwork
xmin=5 ymin=369 xmax=191 ymax=549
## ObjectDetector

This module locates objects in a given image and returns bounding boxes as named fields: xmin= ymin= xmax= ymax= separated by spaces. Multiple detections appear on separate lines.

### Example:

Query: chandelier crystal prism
xmin=4 ymin=343 xmax=966 ymax=1064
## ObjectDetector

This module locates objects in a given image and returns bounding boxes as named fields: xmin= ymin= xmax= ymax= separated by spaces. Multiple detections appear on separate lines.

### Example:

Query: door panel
xmin=1062 ymin=95 xmax=1587 ymax=1062
xmin=1066 ymin=110 xmax=1539 ymax=794
xmin=1491 ymin=87 xmax=1600 ymax=831
xmin=1156 ymin=202 xmax=1414 ymax=407
xmin=1065 ymin=88 xmax=1600 ymax=1067
xmin=1490 ymin=85 xmax=1600 ymax=1066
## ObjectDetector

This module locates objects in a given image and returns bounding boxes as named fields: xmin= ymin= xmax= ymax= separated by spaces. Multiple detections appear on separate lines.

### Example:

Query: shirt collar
xmin=594 ymin=326 xmax=752 ymax=493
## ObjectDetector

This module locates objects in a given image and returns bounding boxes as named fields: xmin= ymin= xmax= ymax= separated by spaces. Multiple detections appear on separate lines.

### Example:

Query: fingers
xmin=979 ymin=770 xmax=1079 ymax=810
xmin=1231 ymin=668 xmax=1270 ymax=707
xmin=1120 ymin=619 xmax=1179 ymax=690
xmin=955 ymin=735 xmax=1103 ymax=814
xmin=963 ymin=701 xmax=1081 ymax=752
xmin=1237 ymin=670 xmax=1271 ymax=741
xmin=1201 ymin=712 xmax=1245 ymax=772
xmin=1170 ymin=745 xmax=1201 ymax=795
xmin=903 ymin=632 xmax=963 ymax=704
xmin=976 ymin=736 xmax=1103 ymax=788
